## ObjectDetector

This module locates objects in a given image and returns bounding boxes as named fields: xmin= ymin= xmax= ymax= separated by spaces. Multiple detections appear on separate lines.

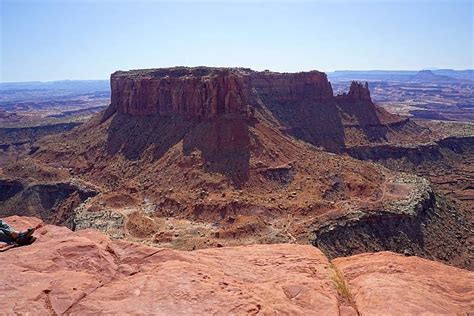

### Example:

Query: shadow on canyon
xmin=257 ymin=97 xmax=348 ymax=152
xmin=106 ymin=113 xmax=251 ymax=187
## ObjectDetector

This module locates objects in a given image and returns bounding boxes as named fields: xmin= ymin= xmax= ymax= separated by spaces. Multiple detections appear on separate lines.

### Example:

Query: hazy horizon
xmin=1 ymin=68 xmax=473 ymax=84
xmin=1 ymin=0 xmax=473 ymax=82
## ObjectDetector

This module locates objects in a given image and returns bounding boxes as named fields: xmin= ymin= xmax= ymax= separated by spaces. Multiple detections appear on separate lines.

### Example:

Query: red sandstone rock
xmin=333 ymin=252 xmax=474 ymax=315
xmin=336 ymin=81 xmax=372 ymax=102
xmin=0 ymin=216 xmax=341 ymax=315
xmin=110 ymin=67 xmax=254 ymax=118
xmin=109 ymin=67 xmax=335 ymax=118
xmin=106 ymin=67 xmax=411 ymax=151
xmin=1 ymin=216 xmax=472 ymax=315
xmin=250 ymin=70 xmax=334 ymax=103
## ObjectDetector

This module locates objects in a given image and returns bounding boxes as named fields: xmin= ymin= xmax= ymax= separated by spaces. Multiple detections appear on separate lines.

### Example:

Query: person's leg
xmin=0 ymin=219 xmax=18 ymax=239
xmin=0 ymin=219 xmax=37 ymax=245
xmin=0 ymin=219 xmax=14 ymax=232
xmin=0 ymin=230 xmax=14 ymax=244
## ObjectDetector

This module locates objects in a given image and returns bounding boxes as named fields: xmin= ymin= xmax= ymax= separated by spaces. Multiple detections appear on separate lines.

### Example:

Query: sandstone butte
xmin=1 ymin=216 xmax=473 ymax=315
xmin=109 ymin=67 xmax=334 ymax=118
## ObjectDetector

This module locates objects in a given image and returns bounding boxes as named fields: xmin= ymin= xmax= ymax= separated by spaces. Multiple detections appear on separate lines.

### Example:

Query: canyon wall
xmin=107 ymin=67 xmax=346 ymax=151
xmin=110 ymin=67 xmax=254 ymax=118
xmin=106 ymin=67 xmax=415 ymax=152
xmin=109 ymin=67 xmax=336 ymax=118
xmin=251 ymin=70 xmax=334 ymax=103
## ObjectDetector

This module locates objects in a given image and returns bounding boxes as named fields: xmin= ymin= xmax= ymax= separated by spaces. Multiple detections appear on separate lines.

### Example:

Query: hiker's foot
xmin=14 ymin=227 xmax=36 ymax=246
xmin=10 ymin=231 xmax=19 ymax=239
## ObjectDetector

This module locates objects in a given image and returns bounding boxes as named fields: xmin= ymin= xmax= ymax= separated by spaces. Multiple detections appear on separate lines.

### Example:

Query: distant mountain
xmin=432 ymin=69 xmax=474 ymax=80
xmin=328 ymin=69 xmax=473 ymax=82
xmin=411 ymin=70 xmax=457 ymax=82
xmin=328 ymin=70 xmax=417 ymax=81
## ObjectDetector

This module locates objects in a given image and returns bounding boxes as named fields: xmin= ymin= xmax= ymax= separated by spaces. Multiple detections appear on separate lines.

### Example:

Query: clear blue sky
xmin=1 ymin=0 xmax=473 ymax=82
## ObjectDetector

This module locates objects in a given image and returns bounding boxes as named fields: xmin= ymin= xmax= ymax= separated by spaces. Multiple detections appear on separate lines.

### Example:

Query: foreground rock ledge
xmin=1 ymin=216 xmax=472 ymax=315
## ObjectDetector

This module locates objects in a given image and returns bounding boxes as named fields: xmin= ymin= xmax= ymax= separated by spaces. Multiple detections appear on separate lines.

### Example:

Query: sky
xmin=1 ymin=0 xmax=473 ymax=82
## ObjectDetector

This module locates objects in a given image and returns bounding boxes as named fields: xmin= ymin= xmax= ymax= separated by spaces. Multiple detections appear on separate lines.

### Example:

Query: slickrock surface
xmin=1 ymin=216 xmax=472 ymax=315
xmin=334 ymin=252 xmax=474 ymax=315
xmin=0 ymin=216 xmax=343 ymax=315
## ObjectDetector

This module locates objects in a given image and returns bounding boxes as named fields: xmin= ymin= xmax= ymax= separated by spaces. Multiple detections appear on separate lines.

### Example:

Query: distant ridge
xmin=329 ymin=69 xmax=473 ymax=81
xmin=0 ymin=80 xmax=109 ymax=92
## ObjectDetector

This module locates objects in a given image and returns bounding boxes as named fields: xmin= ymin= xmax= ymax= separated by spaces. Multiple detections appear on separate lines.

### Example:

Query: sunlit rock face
xmin=109 ymin=67 xmax=335 ymax=118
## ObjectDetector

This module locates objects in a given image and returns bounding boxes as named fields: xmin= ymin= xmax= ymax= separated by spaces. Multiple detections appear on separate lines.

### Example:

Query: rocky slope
xmin=1 ymin=216 xmax=472 ymax=315
xmin=346 ymin=127 xmax=473 ymax=264
xmin=0 ymin=177 xmax=98 ymax=225
xmin=0 ymin=123 xmax=81 ymax=166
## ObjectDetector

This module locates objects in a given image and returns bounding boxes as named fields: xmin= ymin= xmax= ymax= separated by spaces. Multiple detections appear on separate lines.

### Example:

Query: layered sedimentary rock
xmin=336 ymin=81 xmax=372 ymax=102
xmin=336 ymin=81 xmax=382 ymax=127
xmin=110 ymin=67 xmax=254 ymax=118
xmin=252 ymin=70 xmax=345 ymax=152
xmin=251 ymin=70 xmax=334 ymax=102
xmin=109 ymin=67 xmax=336 ymax=118
xmin=334 ymin=80 xmax=416 ymax=146
xmin=108 ymin=67 xmax=345 ymax=150
xmin=1 ymin=216 xmax=473 ymax=315
xmin=107 ymin=67 xmax=414 ymax=152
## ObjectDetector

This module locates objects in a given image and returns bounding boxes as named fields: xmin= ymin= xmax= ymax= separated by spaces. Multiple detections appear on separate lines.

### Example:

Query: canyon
xmin=1 ymin=67 xmax=471 ymax=270
xmin=0 ymin=67 xmax=472 ymax=313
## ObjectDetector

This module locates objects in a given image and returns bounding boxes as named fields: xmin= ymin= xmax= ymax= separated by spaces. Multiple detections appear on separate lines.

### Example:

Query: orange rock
xmin=333 ymin=252 xmax=474 ymax=315
xmin=0 ymin=216 xmax=339 ymax=314
xmin=1 ymin=216 xmax=472 ymax=315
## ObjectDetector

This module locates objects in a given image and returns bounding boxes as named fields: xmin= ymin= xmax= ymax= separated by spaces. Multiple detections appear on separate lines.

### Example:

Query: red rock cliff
xmin=335 ymin=81 xmax=381 ymax=127
xmin=251 ymin=70 xmax=334 ymax=102
xmin=109 ymin=67 xmax=335 ymax=118
xmin=335 ymin=81 xmax=372 ymax=103
xmin=110 ymin=67 xmax=254 ymax=118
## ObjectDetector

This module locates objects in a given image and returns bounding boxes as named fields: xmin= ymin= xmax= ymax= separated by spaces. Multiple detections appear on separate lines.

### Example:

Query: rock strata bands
xmin=107 ymin=67 xmax=411 ymax=152
xmin=109 ymin=67 xmax=334 ymax=118
xmin=111 ymin=67 xmax=253 ymax=117
xmin=313 ymin=174 xmax=471 ymax=268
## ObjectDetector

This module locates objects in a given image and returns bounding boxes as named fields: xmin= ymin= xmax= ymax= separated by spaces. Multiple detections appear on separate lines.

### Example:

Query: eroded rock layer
xmin=110 ymin=67 xmax=254 ymax=118
xmin=3 ymin=67 xmax=463 ymax=271
xmin=108 ymin=68 xmax=417 ymax=151
xmin=110 ymin=68 xmax=335 ymax=117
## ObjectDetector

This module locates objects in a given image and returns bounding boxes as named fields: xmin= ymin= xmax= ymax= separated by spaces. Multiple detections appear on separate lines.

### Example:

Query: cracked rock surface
xmin=1 ymin=216 xmax=472 ymax=315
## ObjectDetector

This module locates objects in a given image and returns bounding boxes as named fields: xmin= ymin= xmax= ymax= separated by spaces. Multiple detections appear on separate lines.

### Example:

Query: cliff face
xmin=251 ymin=70 xmax=334 ymax=103
xmin=251 ymin=71 xmax=344 ymax=151
xmin=106 ymin=67 xmax=416 ymax=152
xmin=110 ymin=67 xmax=253 ymax=118
xmin=336 ymin=81 xmax=372 ymax=103
xmin=108 ymin=67 xmax=345 ymax=151
xmin=335 ymin=81 xmax=381 ymax=127
xmin=109 ymin=67 xmax=335 ymax=118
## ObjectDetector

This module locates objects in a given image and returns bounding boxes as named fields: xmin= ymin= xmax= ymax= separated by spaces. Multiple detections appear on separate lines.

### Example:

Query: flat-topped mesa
xmin=335 ymin=81 xmax=372 ymax=103
xmin=110 ymin=67 xmax=255 ymax=118
xmin=250 ymin=70 xmax=334 ymax=103
xmin=108 ymin=67 xmax=336 ymax=119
